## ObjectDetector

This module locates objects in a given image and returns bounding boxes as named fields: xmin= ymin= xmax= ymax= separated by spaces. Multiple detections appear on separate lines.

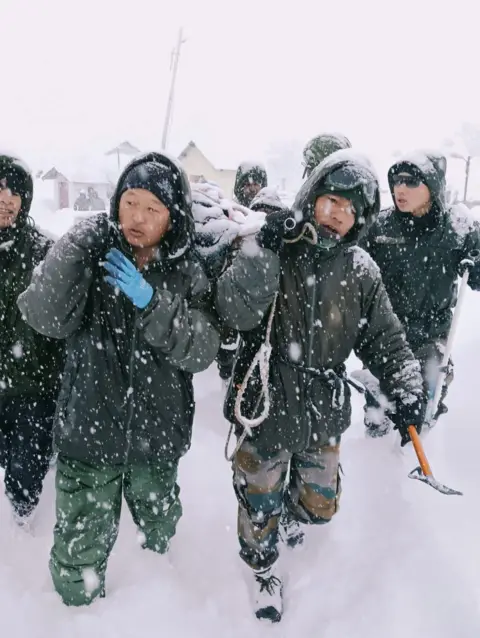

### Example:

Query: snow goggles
xmin=391 ymin=173 xmax=423 ymax=189
xmin=323 ymin=164 xmax=377 ymax=208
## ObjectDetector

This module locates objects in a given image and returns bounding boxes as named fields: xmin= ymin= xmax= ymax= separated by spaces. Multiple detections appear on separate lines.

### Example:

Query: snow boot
xmin=11 ymin=508 xmax=36 ymax=535
xmin=365 ymin=420 xmax=391 ymax=438
xmin=252 ymin=563 xmax=283 ymax=623
xmin=279 ymin=510 xmax=305 ymax=550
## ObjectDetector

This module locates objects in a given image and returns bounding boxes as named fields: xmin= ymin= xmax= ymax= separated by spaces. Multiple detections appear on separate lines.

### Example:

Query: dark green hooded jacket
xmin=216 ymin=151 xmax=424 ymax=457
xmin=0 ymin=154 xmax=64 ymax=398
xmin=18 ymin=152 xmax=219 ymax=466
xmin=361 ymin=151 xmax=480 ymax=349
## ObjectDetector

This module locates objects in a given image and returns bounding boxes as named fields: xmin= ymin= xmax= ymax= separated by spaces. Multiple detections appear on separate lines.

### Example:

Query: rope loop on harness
xmin=225 ymin=221 xmax=318 ymax=462
xmin=224 ymin=292 xmax=278 ymax=462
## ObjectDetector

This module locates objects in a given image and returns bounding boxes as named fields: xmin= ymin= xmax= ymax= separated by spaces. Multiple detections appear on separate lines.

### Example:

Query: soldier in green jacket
xmin=215 ymin=150 xmax=426 ymax=623
xmin=18 ymin=152 xmax=219 ymax=606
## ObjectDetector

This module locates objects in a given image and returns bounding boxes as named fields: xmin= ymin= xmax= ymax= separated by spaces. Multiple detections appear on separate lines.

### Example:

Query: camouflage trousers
xmin=50 ymin=455 xmax=182 ymax=606
xmin=233 ymin=440 xmax=341 ymax=570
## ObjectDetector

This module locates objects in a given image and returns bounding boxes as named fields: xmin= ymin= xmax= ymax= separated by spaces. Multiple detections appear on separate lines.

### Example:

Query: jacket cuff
xmin=138 ymin=288 xmax=160 ymax=316
xmin=136 ymin=288 xmax=175 ymax=326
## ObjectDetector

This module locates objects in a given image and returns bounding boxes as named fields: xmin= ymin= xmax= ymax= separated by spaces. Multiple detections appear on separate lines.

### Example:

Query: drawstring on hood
xmin=292 ymin=149 xmax=380 ymax=250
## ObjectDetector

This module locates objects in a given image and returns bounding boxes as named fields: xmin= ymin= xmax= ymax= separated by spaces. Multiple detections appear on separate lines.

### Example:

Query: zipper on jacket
xmin=304 ymin=276 xmax=317 ymax=450
xmin=123 ymin=309 xmax=138 ymax=464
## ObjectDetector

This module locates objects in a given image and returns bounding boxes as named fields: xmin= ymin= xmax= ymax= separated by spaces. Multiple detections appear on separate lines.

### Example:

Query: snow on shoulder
xmin=191 ymin=180 xmax=266 ymax=243
xmin=347 ymin=245 xmax=380 ymax=278
xmin=250 ymin=187 xmax=286 ymax=212
xmin=449 ymin=202 xmax=479 ymax=240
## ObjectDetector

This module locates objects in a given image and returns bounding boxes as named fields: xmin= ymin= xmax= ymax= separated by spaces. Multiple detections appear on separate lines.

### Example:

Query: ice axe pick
xmin=407 ymin=425 xmax=462 ymax=496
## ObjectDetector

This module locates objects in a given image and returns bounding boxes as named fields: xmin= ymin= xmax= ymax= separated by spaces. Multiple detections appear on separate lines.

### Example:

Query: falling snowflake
xmin=82 ymin=568 xmax=100 ymax=595
xmin=289 ymin=342 xmax=302 ymax=362
xmin=12 ymin=343 xmax=23 ymax=359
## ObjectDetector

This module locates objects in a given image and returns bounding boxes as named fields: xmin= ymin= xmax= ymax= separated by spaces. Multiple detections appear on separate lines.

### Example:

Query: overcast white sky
xmin=3 ymin=0 xmax=480 ymax=189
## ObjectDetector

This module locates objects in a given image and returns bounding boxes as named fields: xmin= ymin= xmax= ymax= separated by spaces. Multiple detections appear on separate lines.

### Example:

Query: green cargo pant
xmin=50 ymin=455 xmax=182 ymax=606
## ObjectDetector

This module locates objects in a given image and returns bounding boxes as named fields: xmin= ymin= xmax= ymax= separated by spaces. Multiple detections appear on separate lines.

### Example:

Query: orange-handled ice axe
xmin=407 ymin=425 xmax=462 ymax=496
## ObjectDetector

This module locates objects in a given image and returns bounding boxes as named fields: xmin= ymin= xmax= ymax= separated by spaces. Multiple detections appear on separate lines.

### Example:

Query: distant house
xmin=41 ymin=163 xmax=115 ymax=210
xmin=41 ymin=142 xmax=141 ymax=211
xmin=178 ymin=141 xmax=236 ymax=197
xmin=106 ymin=141 xmax=141 ymax=171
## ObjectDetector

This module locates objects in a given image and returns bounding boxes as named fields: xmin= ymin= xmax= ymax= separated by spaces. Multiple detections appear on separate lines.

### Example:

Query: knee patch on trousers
xmin=288 ymin=468 xmax=342 ymax=525
xmin=233 ymin=447 xmax=286 ymax=524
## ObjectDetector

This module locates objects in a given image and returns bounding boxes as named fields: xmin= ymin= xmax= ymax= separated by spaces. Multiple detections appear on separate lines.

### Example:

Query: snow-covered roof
xmin=105 ymin=141 xmax=141 ymax=156
xmin=42 ymin=155 xmax=122 ymax=185
xmin=178 ymin=140 xmax=236 ymax=172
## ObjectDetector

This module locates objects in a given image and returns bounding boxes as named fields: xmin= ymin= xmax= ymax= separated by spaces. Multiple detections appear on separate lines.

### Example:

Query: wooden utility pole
xmin=161 ymin=28 xmax=185 ymax=151
xmin=463 ymin=156 xmax=471 ymax=203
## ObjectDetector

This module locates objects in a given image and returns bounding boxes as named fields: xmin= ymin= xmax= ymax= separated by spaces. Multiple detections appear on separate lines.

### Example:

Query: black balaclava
xmin=115 ymin=161 xmax=186 ymax=254
xmin=118 ymin=162 xmax=178 ymax=213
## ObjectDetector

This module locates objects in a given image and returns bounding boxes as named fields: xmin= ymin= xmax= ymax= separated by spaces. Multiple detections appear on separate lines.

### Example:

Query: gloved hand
xmin=459 ymin=249 xmax=480 ymax=275
xmin=103 ymin=248 xmax=154 ymax=309
xmin=256 ymin=210 xmax=300 ymax=254
xmin=393 ymin=393 xmax=427 ymax=446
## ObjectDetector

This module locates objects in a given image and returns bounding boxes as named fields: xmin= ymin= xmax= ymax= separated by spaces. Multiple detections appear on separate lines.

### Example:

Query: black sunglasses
xmin=392 ymin=174 xmax=423 ymax=189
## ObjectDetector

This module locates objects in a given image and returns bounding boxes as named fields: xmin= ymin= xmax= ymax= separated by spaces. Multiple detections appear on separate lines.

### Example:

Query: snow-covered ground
xmin=2 ymin=217 xmax=480 ymax=637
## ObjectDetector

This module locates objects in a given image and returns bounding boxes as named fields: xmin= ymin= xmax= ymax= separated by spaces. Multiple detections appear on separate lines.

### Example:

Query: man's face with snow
xmin=242 ymin=181 xmax=262 ymax=204
xmin=393 ymin=173 xmax=431 ymax=216
xmin=0 ymin=182 xmax=22 ymax=229
xmin=118 ymin=188 xmax=171 ymax=248
xmin=314 ymin=194 xmax=355 ymax=238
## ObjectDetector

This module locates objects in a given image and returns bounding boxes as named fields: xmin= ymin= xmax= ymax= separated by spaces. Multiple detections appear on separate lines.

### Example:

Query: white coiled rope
xmin=224 ymin=220 xmax=318 ymax=462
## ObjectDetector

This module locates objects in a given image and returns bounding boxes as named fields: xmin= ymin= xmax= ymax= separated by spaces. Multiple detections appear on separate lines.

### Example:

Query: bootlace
xmin=282 ymin=514 xmax=296 ymax=531
xmin=255 ymin=572 xmax=281 ymax=596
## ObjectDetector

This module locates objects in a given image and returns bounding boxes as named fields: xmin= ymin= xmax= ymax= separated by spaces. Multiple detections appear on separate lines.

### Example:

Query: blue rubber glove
xmin=103 ymin=248 xmax=154 ymax=309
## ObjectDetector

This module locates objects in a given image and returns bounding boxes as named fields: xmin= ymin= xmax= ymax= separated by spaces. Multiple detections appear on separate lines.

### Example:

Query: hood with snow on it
xmin=110 ymin=150 xmax=194 ymax=261
xmin=302 ymin=132 xmax=352 ymax=178
xmin=388 ymin=150 xmax=447 ymax=210
xmin=250 ymin=187 xmax=287 ymax=214
xmin=191 ymin=180 xmax=266 ymax=278
xmin=292 ymin=149 xmax=381 ymax=244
